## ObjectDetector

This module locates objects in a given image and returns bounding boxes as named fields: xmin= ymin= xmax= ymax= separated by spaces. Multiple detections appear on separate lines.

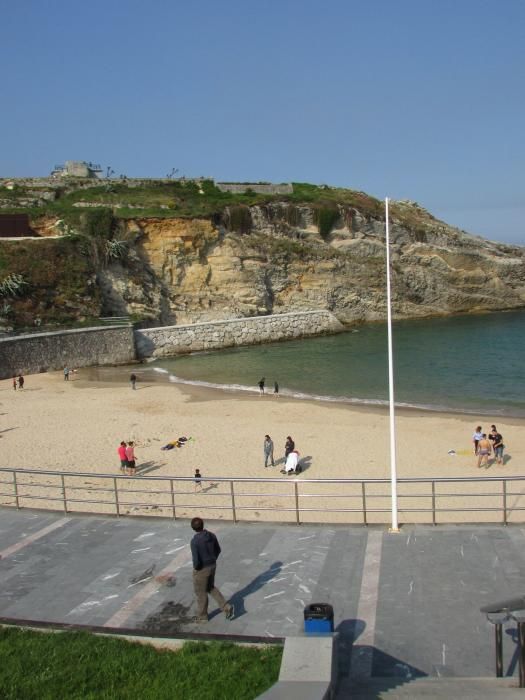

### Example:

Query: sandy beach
xmin=0 ymin=370 xmax=523 ymax=524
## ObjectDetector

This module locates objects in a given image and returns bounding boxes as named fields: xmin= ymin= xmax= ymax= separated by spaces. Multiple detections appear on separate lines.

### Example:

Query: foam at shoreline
xmin=149 ymin=367 xmax=510 ymax=418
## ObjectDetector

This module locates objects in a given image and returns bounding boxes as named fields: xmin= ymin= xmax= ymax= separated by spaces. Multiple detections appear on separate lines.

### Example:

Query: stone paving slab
xmin=1 ymin=508 xmax=525 ymax=692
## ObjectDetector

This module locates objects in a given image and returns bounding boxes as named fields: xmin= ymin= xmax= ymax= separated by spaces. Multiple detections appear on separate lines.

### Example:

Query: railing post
xmin=361 ymin=482 xmax=367 ymax=526
xmin=431 ymin=481 xmax=436 ymax=526
xmin=502 ymin=480 xmax=507 ymax=526
xmin=518 ymin=620 xmax=525 ymax=688
xmin=495 ymin=623 xmax=503 ymax=677
xmin=113 ymin=477 xmax=120 ymax=517
xmin=13 ymin=471 xmax=20 ymax=509
xmin=60 ymin=474 xmax=67 ymax=514
xmin=294 ymin=481 xmax=300 ymax=525
xmin=170 ymin=479 xmax=176 ymax=519
xmin=230 ymin=481 xmax=237 ymax=523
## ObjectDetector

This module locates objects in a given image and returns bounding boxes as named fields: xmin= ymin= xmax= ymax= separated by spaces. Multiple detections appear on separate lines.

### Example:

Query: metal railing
xmin=1 ymin=469 xmax=525 ymax=524
xmin=481 ymin=596 xmax=525 ymax=686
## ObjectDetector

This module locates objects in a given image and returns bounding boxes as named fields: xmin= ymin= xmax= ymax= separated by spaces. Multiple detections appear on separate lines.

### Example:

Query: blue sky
xmin=1 ymin=0 xmax=524 ymax=245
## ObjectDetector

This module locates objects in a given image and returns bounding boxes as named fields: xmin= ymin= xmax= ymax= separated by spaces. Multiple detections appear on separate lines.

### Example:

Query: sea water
xmin=150 ymin=310 xmax=525 ymax=417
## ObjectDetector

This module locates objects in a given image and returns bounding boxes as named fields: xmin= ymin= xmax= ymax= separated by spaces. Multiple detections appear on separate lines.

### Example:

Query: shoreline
xmin=81 ymin=364 xmax=525 ymax=423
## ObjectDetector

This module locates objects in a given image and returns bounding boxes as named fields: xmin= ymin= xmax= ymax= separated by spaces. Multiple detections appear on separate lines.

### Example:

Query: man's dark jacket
xmin=191 ymin=530 xmax=221 ymax=570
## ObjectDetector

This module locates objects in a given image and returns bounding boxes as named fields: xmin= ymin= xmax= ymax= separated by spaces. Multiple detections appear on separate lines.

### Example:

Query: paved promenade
xmin=1 ymin=509 xmax=525 ymax=694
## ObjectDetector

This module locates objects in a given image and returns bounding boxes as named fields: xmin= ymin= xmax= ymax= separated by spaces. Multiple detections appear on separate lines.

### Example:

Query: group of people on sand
xmin=472 ymin=424 xmax=505 ymax=468
xmin=117 ymin=441 xmax=137 ymax=475
xmin=12 ymin=375 xmax=24 ymax=390
xmin=263 ymin=434 xmax=301 ymax=474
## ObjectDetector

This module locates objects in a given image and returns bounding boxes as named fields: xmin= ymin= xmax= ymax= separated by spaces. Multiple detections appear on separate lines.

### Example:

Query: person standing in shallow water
xmin=273 ymin=381 xmax=279 ymax=397
xmin=258 ymin=377 xmax=265 ymax=394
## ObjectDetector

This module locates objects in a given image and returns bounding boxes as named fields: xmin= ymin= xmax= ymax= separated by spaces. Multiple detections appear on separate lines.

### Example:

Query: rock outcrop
xmin=96 ymin=202 xmax=525 ymax=326
xmin=3 ymin=199 xmax=525 ymax=329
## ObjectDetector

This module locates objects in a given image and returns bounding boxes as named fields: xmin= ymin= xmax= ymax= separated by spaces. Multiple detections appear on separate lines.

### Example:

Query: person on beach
xmin=490 ymin=427 xmax=504 ymax=465
xmin=264 ymin=435 xmax=274 ymax=467
xmin=282 ymin=449 xmax=300 ymax=474
xmin=285 ymin=436 xmax=295 ymax=459
xmin=194 ymin=468 xmax=203 ymax=491
xmin=274 ymin=381 xmax=279 ymax=397
xmin=472 ymin=426 xmax=483 ymax=455
xmin=258 ymin=377 xmax=265 ymax=394
xmin=130 ymin=373 xmax=137 ymax=390
xmin=12 ymin=376 xmax=17 ymax=391
xmin=118 ymin=441 xmax=127 ymax=472
xmin=477 ymin=434 xmax=492 ymax=469
xmin=125 ymin=441 xmax=136 ymax=475
xmin=190 ymin=517 xmax=234 ymax=622
xmin=18 ymin=375 xmax=24 ymax=390
xmin=63 ymin=367 xmax=69 ymax=381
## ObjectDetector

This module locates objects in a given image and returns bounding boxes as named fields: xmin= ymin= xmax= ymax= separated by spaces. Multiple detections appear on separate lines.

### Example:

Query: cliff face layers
xmin=5 ymin=200 xmax=525 ymax=329
xmin=94 ymin=202 xmax=525 ymax=326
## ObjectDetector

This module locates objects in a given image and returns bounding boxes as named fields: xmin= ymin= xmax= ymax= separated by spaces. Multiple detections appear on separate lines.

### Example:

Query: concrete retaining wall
xmin=0 ymin=312 xmax=343 ymax=378
xmin=0 ymin=326 xmax=135 ymax=379
xmin=134 ymin=311 xmax=344 ymax=359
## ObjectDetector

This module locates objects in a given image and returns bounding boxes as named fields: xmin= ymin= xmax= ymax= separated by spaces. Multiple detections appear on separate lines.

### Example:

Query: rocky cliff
xmin=94 ymin=201 xmax=525 ymax=326
xmin=1 ymin=192 xmax=524 ymax=330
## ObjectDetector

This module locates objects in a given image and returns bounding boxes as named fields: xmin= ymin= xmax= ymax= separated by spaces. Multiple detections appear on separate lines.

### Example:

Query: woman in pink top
xmin=125 ymin=441 xmax=136 ymax=475
xmin=117 ymin=441 xmax=127 ymax=472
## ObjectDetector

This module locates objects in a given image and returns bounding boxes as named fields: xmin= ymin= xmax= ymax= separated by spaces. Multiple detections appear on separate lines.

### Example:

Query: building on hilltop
xmin=51 ymin=161 xmax=103 ymax=179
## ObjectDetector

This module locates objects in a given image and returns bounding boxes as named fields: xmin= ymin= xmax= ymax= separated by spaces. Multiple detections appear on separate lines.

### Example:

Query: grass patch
xmin=0 ymin=628 xmax=282 ymax=700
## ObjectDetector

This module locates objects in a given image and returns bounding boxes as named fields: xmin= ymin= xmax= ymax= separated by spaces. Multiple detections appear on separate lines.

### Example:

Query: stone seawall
xmin=0 ymin=326 xmax=135 ymax=379
xmin=134 ymin=311 xmax=344 ymax=359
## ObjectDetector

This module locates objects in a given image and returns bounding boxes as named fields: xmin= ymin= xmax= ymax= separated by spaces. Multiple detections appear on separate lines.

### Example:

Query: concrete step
xmin=339 ymin=677 xmax=523 ymax=699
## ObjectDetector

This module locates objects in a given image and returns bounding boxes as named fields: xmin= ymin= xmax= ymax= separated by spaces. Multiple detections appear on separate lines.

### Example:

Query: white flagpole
xmin=385 ymin=197 xmax=399 ymax=532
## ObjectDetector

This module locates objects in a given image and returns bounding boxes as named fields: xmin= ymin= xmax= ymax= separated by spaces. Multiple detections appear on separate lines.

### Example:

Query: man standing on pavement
xmin=190 ymin=517 xmax=234 ymax=622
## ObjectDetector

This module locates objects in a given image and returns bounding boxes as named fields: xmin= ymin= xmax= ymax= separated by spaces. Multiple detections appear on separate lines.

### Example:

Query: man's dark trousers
xmin=193 ymin=564 xmax=228 ymax=619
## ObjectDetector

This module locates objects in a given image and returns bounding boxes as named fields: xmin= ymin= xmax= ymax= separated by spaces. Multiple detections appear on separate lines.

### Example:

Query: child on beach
xmin=194 ymin=469 xmax=202 ymax=491
xmin=472 ymin=426 xmax=483 ymax=455
xmin=18 ymin=375 xmax=24 ymax=390
xmin=118 ymin=441 xmax=127 ymax=472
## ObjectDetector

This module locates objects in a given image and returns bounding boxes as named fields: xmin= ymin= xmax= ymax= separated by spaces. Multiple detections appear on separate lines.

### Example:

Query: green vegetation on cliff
xmin=0 ymin=238 xmax=99 ymax=329
xmin=1 ymin=178 xmax=441 ymax=239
